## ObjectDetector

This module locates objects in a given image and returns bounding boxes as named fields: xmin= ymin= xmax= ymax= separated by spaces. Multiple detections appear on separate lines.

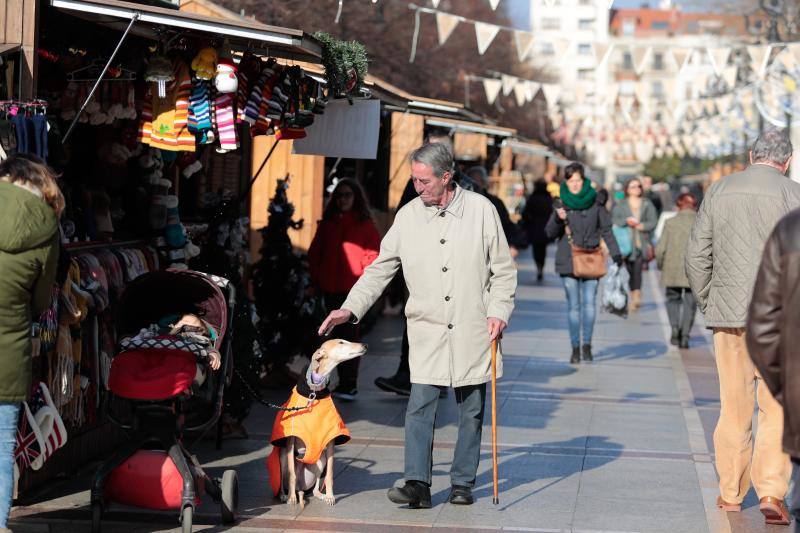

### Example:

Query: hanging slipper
xmin=15 ymin=401 xmax=47 ymax=472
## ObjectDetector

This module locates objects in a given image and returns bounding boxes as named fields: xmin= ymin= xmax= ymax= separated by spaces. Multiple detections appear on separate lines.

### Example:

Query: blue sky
xmin=504 ymin=1 xmax=697 ymax=30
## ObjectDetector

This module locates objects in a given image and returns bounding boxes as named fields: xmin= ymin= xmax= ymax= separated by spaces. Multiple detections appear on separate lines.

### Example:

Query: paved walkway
xmin=9 ymin=255 xmax=790 ymax=532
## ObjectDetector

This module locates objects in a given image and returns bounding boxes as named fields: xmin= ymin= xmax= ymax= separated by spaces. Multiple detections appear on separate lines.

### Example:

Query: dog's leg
xmin=286 ymin=437 xmax=298 ymax=506
xmin=278 ymin=446 xmax=289 ymax=503
xmin=323 ymin=442 xmax=335 ymax=506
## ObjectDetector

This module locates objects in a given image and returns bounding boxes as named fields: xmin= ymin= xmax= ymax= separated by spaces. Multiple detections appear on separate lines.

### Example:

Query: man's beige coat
xmin=342 ymin=186 xmax=517 ymax=387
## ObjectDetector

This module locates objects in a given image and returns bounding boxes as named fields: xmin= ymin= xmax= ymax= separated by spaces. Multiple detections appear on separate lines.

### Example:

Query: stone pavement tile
xmin=572 ymin=456 xmax=706 ymax=533
xmin=587 ymin=403 xmax=690 ymax=453
xmin=435 ymin=452 xmax=583 ymax=530
xmin=592 ymin=365 xmax=680 ymax=402
xmin=498 ymin=400 xmax=593 ymax=447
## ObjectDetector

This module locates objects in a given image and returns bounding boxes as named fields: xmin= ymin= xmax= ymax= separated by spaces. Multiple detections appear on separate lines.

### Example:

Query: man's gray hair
xmin=410 ymin=142 xmax=455 ymax=178
xmin=751 ymin=129 xmax=793 ymax=165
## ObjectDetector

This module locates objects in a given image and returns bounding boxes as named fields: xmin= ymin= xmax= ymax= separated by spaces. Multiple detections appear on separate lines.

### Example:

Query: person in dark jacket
xmin=0 ymin=156 xmax=62 ymax=530
xmin=308 ymin=178 xmax=380 ymax=400
xmin=545 ymin=163 xmax=621 ymax=364
xmin=655 ymin=193 xmax=697 ymax=349
xmin=523 ymin=179 xmax=553 ymax=281
xmin=467 ymin=166 xmax=516 ymax=242
xmin=746 ymin=207 xmax=800 ymax=526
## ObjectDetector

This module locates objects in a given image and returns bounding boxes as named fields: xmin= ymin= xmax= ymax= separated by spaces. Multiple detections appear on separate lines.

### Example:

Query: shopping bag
xmin=600 ymin=263 xmax=630 ymax=318
xmin=612 ymin=226 xmax=633 ymax=258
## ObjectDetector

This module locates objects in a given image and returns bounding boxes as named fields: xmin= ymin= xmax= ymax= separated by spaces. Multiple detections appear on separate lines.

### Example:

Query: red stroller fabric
xmin=108 ymin=349 xmax=196 ymax=400
xmin=105 ymin=450 xmax=200 ymax=510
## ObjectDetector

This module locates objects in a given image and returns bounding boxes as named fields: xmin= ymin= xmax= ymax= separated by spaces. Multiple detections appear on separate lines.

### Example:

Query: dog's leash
xmin=234 ymin=367 xmax=317 ymax=412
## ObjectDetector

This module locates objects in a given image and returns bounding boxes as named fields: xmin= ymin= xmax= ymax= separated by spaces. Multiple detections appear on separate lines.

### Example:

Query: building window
xmin=622 ymin=52 xmax=634 ymax=70
xmin=578 ymin=44 xmax=592 ymax=56
xmin=653 ymin=52 xmax=664 ymax=70
xmin=651 ymin=21 xmax=669 ymax=30
xmin=578 ymin=68 xmax=595 ymax=80
xmin=620 ymin=81 xmax=635 ymax=96
xmin=541 ymin=42 xmax=555 ymax=56
xmin=542 ymin=17 xmax=560 ymax=30
xmin=652 ymin=81 xmax=664 ymax=98
xmin=579 ymin=18 xmax=594 ymax=30
xmin=622 ymin=19 xmax=635 ymax=36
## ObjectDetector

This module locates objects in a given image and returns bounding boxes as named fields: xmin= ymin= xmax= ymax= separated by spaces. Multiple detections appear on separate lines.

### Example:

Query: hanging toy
xmin=214 ymin=57 xmax=238 ymax=94
xmin=191 ymin=47 xmax=218 ymax=81
xmin=145 ymin=55 xmax=174 ymax=99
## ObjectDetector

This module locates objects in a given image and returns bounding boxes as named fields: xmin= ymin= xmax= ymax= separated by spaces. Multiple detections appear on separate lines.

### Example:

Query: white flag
xmin=707 ymin=46 xmax=732 ymax=75
xmin=553 ymin=39 xmax=570 ymax=61
xmin=544 ymin=0 xmax=557 ymax=6
xmin=722 ymin=65 xmax=738 ymax=88
xmin=542 ymin=83 xmax=561 ymax=106
xmin=513 ymin=83 xmax=527 ymax=106
xmin=501 ymin=74 xmax=517 ymax=96
xmin=619 ymin=96 xmax=635 ymax=115
xmin=594 ymin=42 xmax=613 ymax=67
xmin=671 ymin=48 xmax=691 ymax=72
xmin=747 ymin=44 xmax=771 ymax=78
xmin=525 ymin=81 xmax=541 ymax=101
xmin=489 ymin=0 xmax=501 ymax=10
xmin=431 ymin=0 xmax=440 ymax=7
xmin=634 ymin=81 xmax=648 ymax=105
xmin=482 ymin=78 xmax=502 ymax=105
xmin=514 ymin=31 xmax=535 ymax=62
xmin=606 ymin=83 xmax=620 ymax=106
xmin=475 ymin=22 xmax=500 ymax=55
xmin=632 ymin=46 xmax=652 ymax=75
xmin=435 ymin=12 xmax=460 ymax=46
xmin=777 ymin=47 xmax=797 ymax=71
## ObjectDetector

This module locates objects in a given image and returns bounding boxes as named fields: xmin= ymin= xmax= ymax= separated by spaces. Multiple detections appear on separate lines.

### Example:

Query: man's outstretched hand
xmin=318 ymin=309 xmax=354 ymax=337
xmin=487 ymin=317 xmax=507 ymax=341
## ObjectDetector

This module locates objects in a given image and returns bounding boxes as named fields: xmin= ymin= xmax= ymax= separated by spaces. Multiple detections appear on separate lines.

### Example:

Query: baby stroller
xmin=90 ymin=269 xmax=239 ymax=533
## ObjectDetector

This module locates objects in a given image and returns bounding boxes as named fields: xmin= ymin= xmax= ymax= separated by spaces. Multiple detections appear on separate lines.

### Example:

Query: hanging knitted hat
xmin=145 ymin=55 xmax=174 ymax=98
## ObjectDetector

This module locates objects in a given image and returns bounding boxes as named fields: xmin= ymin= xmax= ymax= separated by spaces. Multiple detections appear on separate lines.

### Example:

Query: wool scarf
xmin=560 ymin=179 xmax=596 ymax=211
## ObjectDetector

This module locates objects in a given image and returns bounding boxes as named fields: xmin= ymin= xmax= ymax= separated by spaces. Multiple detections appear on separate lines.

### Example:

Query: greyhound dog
xmin=267 ymin=339 xmax=367 ymax=507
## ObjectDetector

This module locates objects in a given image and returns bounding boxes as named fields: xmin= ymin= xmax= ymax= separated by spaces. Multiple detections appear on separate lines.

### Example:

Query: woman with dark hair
xmin=612 ymin=177 xmax=658 ymax=311
xmin=546 ymin=163 xmax=622 ymax=364
xmin=523 ymin=179 xmax=553 ymax=282
xmin=655 ymin=193 xmax=698 ymax=349
xmin=308 ymin=178 xmax=380 ymax=400
xmin=0 ymin=156 xmax=61 ymax=530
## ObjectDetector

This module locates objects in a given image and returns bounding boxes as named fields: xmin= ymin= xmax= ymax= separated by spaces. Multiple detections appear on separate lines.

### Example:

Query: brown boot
xmin=759 ymin=496 xmax=790 ymax=525
xmin=630 ymin=290 xmax=642 ymax=311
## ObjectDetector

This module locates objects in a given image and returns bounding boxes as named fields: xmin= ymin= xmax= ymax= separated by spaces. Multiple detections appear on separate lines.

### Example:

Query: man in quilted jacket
xmin=686 ymin=129 xmax=800 ymax=525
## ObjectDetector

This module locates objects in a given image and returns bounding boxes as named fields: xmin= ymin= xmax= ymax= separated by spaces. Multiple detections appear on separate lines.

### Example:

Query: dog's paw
xmin=324 ymin=493 xmax=336 ymax=506
xmin=287 ymin=493 xmax=298 ymax=505
xmin=298 ymin=492 xmax=306 ymax=509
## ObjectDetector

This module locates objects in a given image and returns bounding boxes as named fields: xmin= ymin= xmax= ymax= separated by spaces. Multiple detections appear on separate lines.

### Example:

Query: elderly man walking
xmin=319 ymin=142 xmax=517 ymax=508
xmin=686 ymin=129 xmax=800 ymax=525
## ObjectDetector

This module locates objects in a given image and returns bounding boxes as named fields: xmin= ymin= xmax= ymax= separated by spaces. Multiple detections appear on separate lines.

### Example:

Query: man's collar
xmin=425 ymin=184 xmax=465 ymax=221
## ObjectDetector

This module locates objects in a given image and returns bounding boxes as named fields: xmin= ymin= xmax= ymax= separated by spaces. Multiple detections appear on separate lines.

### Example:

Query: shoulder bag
xmin=565 ymin=223 xmax=607 ymax=280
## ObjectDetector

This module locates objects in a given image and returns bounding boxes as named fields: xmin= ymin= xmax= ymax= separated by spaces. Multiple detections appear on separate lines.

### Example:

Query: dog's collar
xmin=306 ymin=365 xmax=329 ymax=392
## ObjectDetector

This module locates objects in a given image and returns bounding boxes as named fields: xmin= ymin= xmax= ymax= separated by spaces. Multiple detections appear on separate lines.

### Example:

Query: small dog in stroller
xmin=91 ymin=270 xmax=238 ymax=533
xmin=267 ymin=338 xmax=367 ymax=507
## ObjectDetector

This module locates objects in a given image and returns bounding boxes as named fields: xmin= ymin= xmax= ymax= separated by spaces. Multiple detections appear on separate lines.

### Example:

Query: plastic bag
xmin=600 ymin=263 xmax=630 ymax=318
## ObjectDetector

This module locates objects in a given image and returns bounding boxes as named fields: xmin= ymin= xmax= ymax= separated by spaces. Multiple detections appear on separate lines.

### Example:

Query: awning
xmin=50 ymin=0 xmax=322 ymax=62
xmin=0 ymin=44 xmax=20 ymax=56
xmin=503 ymin=139 xmax=553 ymax=157
xmin=425 ymin=116 xmax=516 ymax=138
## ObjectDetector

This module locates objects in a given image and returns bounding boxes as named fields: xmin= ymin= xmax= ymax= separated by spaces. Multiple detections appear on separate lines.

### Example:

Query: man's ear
xmin=784 ymin=155 xmax=793 ymax=175
xmin=749 ymin=151 xmax=754 ymax=166
xmin=441 ymin=170 xmax=453 ymax=186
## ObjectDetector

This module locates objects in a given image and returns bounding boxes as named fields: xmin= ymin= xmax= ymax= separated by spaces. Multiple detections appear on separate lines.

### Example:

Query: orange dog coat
xmin=266 ymin=387 xmax=350 ymax=497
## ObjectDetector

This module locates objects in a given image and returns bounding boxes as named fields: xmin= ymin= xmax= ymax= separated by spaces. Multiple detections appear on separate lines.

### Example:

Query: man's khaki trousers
xmin=712 ymin=328 xmax=791 ymax=503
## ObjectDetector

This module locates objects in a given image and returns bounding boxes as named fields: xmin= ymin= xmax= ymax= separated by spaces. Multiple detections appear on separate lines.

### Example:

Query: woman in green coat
xmin=0 ymin=156 xmax=61 ymax=530
xmin=612 ymin=178 xmax=659 ymax=311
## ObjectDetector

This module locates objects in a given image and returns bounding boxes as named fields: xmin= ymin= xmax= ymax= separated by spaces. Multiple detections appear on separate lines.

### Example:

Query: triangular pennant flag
xmin=482 ymin=78 xmax=502 ymax=105
xmin=692 ymin=100 xmax=704 ymax=117
xmin=475 ymin=22 xmax=500 ymax=55
xmin=431 ymin=0 xmax=440 ymax=6
xmin=553 ymin=39 xmax=570 ymax=61
xmin=777 ymin=47 xmax=798 ymax=71
xmin=663 ymin=78 xmax=678 ymax=102
xmin=717 ymin=94 xmax=733 ymax=113
xmin=634 ymin=81 xmax=648 ymax=105
xmin=632 ymin=46 xmax=652 ymax=75
xmin=789 ymin=43 xmax=800 ymax=63
xmin=544 ymin=0 xmax=557 ymax=6
xmin=605 ymin=83 xmax=620 ymax=106
xmin=513 ymin=83 xmax=527 ymax=106
xmin=695 ymin=72 xmax=710 ymax=96
xmin=722 ymin=65 xmax=738 ymax=88
xmin=436 ymin=12 xmax=460 ymax=46
xmin=542 ymin=83 xmax=561 ymax=106
xmin=489 ymin=0 xmax=501 ymax=10
xmin=748 ymin=44 xmax=771 ymax=78
xmin=704 ymin=99 xmax=717 ymax=115
xmin=575 ymin=85 xmax=588 ymax=106
xmin=708 ymin=46 xmax=732 ymax=75
xmin=525 ymin=81 xmax=541 ymax=101
xmin=502 ymin=74 xmax=517 ymax=96
xmin=619 ymin=96 xmax=635 ymax=115
xmin=671 ymin=48 xmax=690 ymax=72
xmin=514 ymin=31 xmax=535 ymax=62
xmin=594 ymin=42 xmax=613 ymax=66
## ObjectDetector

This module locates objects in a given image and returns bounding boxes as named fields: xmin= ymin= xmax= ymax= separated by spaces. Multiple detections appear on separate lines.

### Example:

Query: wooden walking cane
xmin=491 ymin=338 xmax=499 ymax=505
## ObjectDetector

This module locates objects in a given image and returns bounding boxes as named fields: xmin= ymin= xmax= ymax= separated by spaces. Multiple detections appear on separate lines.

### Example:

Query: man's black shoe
xmin=387 ymin=481 xmax=431 ymax=509
xmin=449 ymin=485 xmax=474 ymax=505
xmin=670 ymin=327 xmax=681 ymax=346
xmin=570 ymin=346 xmax=580 ymax=365
xmin=375 ymin=375 xmax=411 ymax=396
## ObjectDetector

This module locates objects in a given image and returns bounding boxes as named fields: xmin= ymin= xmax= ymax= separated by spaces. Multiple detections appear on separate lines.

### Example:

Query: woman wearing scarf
xmin=546 ymin=163 xmax=622 ymax=364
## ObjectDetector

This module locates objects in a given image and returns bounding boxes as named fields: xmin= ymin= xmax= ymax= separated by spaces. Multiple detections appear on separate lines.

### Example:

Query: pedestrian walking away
xmin=0 ymin=156 xmax=62 ymax=530
xmin=522 ymin=179 xmax=554 ymax=282
xmin=654 ymin=193 xmax=697 ymax=349
xmin=686 ymin=129 xmax=800 ymax=525
xmin=318 ymin=142 xmax=517 ymax=508
xmin=545 ymin=162 xmax=622 ymax=365
xmin=308 ymin=178 xmax=381 ymax=401
xmin=612 ymin=177 xmax=658 ymax=312
xmin=747 ymin=206 xmax=800 ymax=527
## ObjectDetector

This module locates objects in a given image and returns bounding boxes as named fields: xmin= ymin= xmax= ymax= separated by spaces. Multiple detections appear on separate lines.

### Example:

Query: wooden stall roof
xmin=425 ymin=116 xmax=516 ymax=138
xmin=0 ymin=44 xmax=20 ymax=55
xmin=50 ymin=0 xmax=322 ymax=62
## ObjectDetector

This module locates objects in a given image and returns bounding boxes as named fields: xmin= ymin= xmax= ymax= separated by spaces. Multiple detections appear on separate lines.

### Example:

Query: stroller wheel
xmin=181 ymin=505 xmax=193 ymax=533
xmin=91 ymin=502 xmax=103 ymax=533
xmin=220 ymin=469 xmax=239 ymax=524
